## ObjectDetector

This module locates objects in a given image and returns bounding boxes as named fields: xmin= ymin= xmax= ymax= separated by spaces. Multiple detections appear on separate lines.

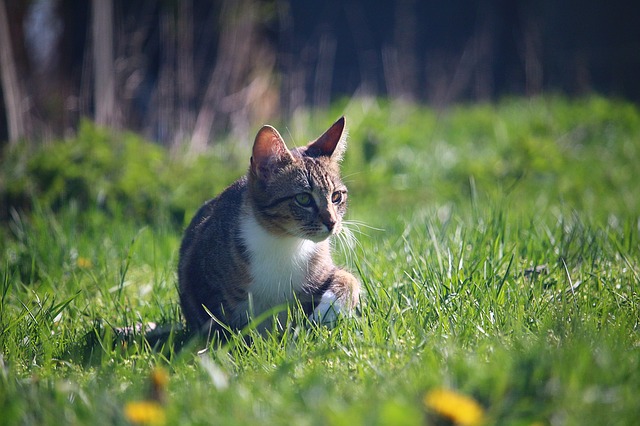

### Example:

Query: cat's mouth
xmin=283 ymin=219 xmax=341 ymax=242
xmin=306 ymin=233 xmax=331 ymax=243
xmin=302 ymin=223 xmax=340 ymax=242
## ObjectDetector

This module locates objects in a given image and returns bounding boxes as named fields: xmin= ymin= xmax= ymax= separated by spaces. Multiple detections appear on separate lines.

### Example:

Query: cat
xmin=178 ymin=116 xmax=360 ymax=337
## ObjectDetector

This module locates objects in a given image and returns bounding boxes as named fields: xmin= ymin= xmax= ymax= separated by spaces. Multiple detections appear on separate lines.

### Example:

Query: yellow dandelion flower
xmin=124 ymin=401 xmax=166 ymax=425
xmin=151 ymin=367 xmax=169 ymax=389
xmin=149 ymin=367 xmax=169 ymax=403
xmin=77 ymin=257 xmax=93 ymax=269
xmin=424 ymin=388 xmax=485 ymax=426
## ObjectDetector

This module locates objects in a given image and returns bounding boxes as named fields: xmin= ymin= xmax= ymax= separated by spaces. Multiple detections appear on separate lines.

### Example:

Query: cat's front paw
xmin=311 ymin=291 xmax=342 ymax=326
xmin=311 ymin=269 xmax=360 ymax=326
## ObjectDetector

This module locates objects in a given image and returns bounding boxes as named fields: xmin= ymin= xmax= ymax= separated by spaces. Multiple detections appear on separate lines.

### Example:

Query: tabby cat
xmin=178 ymin=117 xmax=360 ymax=336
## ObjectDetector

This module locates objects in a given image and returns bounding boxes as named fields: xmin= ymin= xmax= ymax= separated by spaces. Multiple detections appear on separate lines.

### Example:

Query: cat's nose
xmin=321 ymin=213 xmax=336 ymax=232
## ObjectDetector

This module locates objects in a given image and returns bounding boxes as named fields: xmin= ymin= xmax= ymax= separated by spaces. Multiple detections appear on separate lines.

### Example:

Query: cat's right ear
xmin=251 ymin=125 xmax=293 ymax=179
xmin=305 ymin=116 xmax=347 ymax=161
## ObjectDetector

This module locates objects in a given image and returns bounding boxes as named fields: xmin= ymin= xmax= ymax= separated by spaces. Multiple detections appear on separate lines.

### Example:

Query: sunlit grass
xmin=1 ymin=96 xmax=639 ymax=424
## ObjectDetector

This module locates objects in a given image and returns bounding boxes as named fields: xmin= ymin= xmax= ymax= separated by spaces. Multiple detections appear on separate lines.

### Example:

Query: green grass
xmin=1 ymin=96 xmax=639 ymax=425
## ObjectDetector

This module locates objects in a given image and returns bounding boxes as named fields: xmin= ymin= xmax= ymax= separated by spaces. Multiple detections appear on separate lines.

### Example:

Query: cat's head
xmin=248 ymin=117 xmax=349 ymax=242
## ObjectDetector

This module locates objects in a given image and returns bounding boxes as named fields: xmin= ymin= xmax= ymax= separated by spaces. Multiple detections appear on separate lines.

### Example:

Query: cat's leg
xmin=312 ymin=269 xmax=360 ymax=325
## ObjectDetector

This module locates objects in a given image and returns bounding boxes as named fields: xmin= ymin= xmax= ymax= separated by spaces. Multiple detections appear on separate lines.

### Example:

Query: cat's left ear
xmin=251 ymin=125 xmax=293 ymax=179
xmin=306 ymin=116 xmax=348 ymax=162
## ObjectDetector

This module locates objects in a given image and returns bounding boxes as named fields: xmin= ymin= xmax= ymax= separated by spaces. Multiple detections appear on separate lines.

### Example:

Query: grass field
xmin=1 ymin=96 xmax=639 ymax=425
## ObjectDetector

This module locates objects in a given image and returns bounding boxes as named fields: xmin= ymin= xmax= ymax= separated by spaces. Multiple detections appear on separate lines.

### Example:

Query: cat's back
xmin=178 ymin=176 xmax=251 ymax=331
xmin=178 ymin=178 xmax=247 ymax=286
xmin=180 ymin=176 xmax=247 ymax=253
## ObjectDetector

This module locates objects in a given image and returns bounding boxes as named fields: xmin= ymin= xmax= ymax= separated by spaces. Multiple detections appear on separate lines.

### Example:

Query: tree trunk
xmin=91 ymin=0 xmax=116 ymax=127
xmin=0 ymin=0 xmax=27 ymax=143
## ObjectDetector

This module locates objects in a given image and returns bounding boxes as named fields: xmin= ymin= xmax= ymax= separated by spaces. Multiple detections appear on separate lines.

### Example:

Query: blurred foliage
xmin=2 ymin=96 xmax=639 ymax=231
xmin=0 ymin=120 xmax=245 ymax=227
xmin=323 ymin=95 xmax=640 ymax=223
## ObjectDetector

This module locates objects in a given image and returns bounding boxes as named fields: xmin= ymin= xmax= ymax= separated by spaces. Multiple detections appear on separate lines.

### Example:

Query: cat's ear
xmin=306 ymin=116 xmax=347 ymax=161
xmin=251 ymin=125 xmax=293 ymax=178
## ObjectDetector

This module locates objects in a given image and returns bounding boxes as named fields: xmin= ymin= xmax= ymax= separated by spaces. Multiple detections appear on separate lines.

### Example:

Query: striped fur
xmin=178 ymin=117 xmax=360 ymax=336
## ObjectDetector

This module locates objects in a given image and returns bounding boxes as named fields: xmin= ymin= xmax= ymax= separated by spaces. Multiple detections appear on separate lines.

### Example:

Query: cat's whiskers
xmin=334 ymin=219 xmax=384 ymax=265
xmin=333 ymin=232 xmax=350 ymax=265
xmin=342 ymin=219 xmax=384 ymax=237
xmin=333 ymin=223 xmax=361 ymax=266
xmin=340 ymin=171 xmax=364 ymax=185
xmin=284 ymin=126 xmax=300 ymax=150
xmin=341 ymin=171 xmax=363 ymax=179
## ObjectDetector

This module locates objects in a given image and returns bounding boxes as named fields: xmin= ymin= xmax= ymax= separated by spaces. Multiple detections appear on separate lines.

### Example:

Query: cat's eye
xmin=331 ymin=191 xmax=344 ymax=204
xmin=295 ymin=193 xmax=313 ymax=207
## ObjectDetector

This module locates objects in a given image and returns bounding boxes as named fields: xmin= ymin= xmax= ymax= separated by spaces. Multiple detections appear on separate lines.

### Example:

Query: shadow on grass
xmin=64 ymin=321 xmax=196 ymax=365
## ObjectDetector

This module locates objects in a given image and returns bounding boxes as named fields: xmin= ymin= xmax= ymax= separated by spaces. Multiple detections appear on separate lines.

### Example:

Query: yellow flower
xmin=124 ymin=401 xmax=166 ymax=425
xmin=151 ymin=367 xmax=169 ymax=388
xmin=76 ymin=257 xmax=93 ymax=269
xmin=149 ymin=367 xmax=169 ymax=403
xmin=424 ymin=388 xmax=485 ymax=426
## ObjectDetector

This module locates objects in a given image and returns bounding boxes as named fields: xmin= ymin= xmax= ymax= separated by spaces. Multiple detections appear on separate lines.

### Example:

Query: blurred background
xmin=1 ymin=0 xmax=639 ymax=148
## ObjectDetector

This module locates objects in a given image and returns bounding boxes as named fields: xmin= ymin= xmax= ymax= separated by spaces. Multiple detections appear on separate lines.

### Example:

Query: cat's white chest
xmin=239 ymin=212 xmax=316 ymax=315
